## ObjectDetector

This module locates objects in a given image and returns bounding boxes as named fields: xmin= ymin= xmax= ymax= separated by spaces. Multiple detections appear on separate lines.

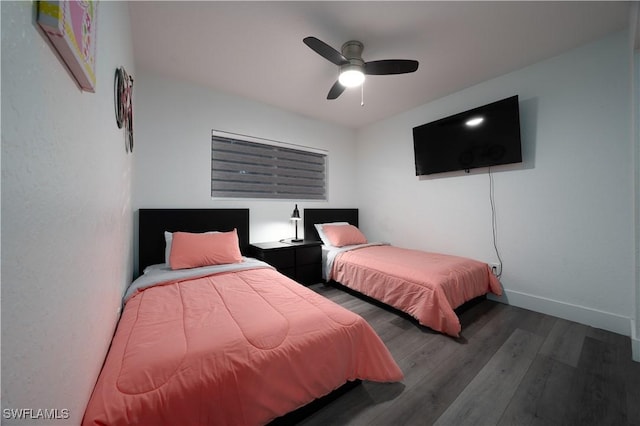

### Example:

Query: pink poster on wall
xmin=37 ymin=1 xmax=98 ymax=92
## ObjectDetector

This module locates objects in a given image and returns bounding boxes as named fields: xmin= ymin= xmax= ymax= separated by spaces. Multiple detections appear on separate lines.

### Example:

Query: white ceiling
xmin=129 ymin=1 xmax=630 ymax=130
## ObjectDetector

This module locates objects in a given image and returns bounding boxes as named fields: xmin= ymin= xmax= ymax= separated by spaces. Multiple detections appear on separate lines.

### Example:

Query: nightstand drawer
xmin=255 ymin=249 xmax=294 ymax=270
xmin=278 ymin=267 xmax=296 ymax=280
xmin=296 ymin=245 xmax=321 ymax=266
xmin=296 ymin=263 xmax=322 ymax=285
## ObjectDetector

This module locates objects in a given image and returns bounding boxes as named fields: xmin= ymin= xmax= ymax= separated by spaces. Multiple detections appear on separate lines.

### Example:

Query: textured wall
xmin=1 ymin=2 xmax=134 ymax=424
xmin=631 ymin=3 xmax=640 ymax=361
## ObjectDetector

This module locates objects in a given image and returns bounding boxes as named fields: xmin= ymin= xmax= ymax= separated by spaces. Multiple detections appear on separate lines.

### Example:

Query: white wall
xmin=631 ymin=2 xmax=640 ymax=361
xmin=1 ymin=2 xmax=134 ymax=424
xmin=356 ymin=31 xmax=634 ymax=336
xmin=132 ymin=72 xmax=357 ymax=274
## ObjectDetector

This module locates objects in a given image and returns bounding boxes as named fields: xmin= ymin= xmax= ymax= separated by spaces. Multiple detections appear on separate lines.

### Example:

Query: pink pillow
xmin=169 ymin=229 xmax=243 ymax=270
xmin=322 ymin=224 xmax=367 ymax=247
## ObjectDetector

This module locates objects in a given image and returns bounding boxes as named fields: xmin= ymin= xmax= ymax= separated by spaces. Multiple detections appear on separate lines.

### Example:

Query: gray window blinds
xmin=211 ymin=132 xmax=327 ymax=200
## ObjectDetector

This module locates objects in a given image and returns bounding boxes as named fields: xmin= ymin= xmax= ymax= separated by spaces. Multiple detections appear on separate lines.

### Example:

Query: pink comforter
xmin=83 ymin=267 xmax=402 ymax=426
xmin=331 ymin=245 xmax=502 ymax=337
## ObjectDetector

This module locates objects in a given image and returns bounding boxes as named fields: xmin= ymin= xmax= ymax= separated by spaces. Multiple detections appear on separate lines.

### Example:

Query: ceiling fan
xmin=303 ymin=36 xmax=419 ymax=100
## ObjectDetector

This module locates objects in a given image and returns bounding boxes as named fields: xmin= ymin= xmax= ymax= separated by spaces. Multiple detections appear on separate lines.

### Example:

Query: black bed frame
xmin=138 ymin=208 xmax=250 ymax=274
xmin=303 ymin=208 xmax=359 ymax=241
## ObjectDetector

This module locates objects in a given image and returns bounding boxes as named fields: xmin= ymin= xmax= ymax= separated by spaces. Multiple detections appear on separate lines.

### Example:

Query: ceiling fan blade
xmin=364 ymin=60 xmax=419 ymax=75
xmin=327 ymin=81 xmax=346 ymax=100
xmin=304 ymin=36 xmax=349 ymax=66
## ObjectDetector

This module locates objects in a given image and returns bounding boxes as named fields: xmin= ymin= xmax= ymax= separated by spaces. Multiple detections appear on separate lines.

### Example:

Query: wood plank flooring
xmin=296 ymin=283 xmax=640 ymax=426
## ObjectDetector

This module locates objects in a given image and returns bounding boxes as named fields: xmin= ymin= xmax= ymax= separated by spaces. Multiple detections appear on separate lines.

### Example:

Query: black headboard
xmin=138 ymin=208 xmax=249 ymax=274
xmin=303 ymin=209 xmax=359 ymax=242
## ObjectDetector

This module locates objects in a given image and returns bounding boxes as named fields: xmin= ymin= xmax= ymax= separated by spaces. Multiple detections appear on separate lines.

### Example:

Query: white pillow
xmin=164 ymin=231 xmax=173 ymax=263
xmin=164 ymin=230 xmax=219 ymax=263
xmin=314 ymin=222 xmax=349 ymax=246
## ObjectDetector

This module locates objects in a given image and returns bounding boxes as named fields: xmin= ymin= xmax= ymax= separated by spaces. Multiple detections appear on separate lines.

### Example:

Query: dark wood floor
xmin=298 ymin=283 xmax=640 ymax=426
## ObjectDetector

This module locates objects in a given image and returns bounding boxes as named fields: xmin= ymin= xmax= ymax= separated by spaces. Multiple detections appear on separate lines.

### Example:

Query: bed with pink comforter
xmin=328 ymin=244 xmax=502 ymax=337
xmin=83 ymin=263 xmax=402 ymax=426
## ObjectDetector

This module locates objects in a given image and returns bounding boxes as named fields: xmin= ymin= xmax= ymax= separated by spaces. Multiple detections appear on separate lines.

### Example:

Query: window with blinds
xmin=211 ymin=132 xmax=327 ymax=200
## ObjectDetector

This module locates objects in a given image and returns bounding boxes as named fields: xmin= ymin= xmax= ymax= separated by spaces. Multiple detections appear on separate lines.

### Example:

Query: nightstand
xmin=250 ymin=240 xmax=322 ymax=285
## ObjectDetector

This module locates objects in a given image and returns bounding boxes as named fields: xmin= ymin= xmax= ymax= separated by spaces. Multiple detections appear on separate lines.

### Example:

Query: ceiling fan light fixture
xmin=338 ymin=66 xmax=365 ymax=88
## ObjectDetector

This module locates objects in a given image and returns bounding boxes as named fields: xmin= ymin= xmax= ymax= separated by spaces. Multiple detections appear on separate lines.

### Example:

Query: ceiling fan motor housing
xmin=341 ymin=40 xmax=365 ymax=66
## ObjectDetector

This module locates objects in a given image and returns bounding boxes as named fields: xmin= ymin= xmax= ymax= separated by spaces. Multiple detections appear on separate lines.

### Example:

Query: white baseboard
xmin=632 ymin=319 xmax=640 ymax=363
xmin=487 ymin=289 xmax=630 ymax=337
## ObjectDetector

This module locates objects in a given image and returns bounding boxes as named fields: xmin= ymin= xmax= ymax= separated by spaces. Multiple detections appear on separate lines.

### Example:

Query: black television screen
xmin=413 ymin=95 xmax=522 ymax=176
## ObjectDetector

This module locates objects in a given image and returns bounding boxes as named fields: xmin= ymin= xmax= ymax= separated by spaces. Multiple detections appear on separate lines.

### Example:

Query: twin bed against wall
xmin=304 ymin=208 xmax=502 ymax=337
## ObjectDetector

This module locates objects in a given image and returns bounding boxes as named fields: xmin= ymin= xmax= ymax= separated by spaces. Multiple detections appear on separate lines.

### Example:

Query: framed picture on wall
xmin=37 ymin=1 xmax=98 ymax=92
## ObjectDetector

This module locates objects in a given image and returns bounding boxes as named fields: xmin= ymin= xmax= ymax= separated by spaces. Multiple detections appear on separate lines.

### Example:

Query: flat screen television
xmin=413 ymin=95 xmax=522 ymax=176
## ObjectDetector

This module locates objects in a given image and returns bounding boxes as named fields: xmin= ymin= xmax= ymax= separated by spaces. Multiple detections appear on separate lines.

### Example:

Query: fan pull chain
xmin=361 ymin=80 xmax=365 ymax=107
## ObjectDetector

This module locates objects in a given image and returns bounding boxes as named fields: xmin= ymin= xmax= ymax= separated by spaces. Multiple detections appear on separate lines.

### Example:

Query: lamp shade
xmin=291 ymin=204 xmax=301 ymax=221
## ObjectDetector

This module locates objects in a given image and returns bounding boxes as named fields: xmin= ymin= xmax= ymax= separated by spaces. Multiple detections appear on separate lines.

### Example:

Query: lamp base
xmin=282 ymin=238 xmax=304 ymax=244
